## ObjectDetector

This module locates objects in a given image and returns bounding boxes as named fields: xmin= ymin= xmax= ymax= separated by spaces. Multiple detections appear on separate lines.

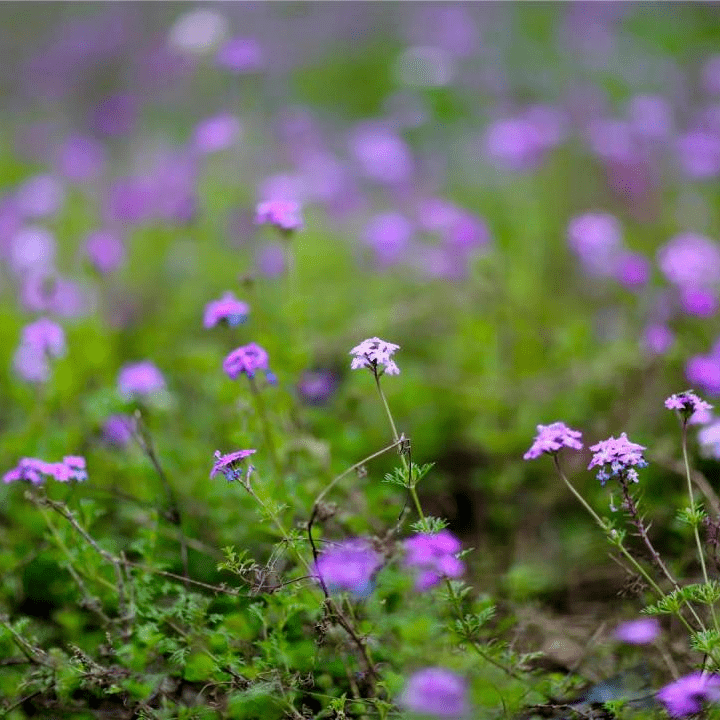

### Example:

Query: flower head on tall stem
xmin=223 ymin=342 xmax=275 ymax=383
xmin=404 ymin=530 xmax=465 ymax=590
xmin=4 ymin=455 xmax=87 ymax=484
xmin=255 ymin=199 xmax=303 ymax=235
xmin=588 ymin=432 xmax=647 ymax=485
xmin=665 ymin=390 xmax=713 ymax=424
xmin=209 ymin=449 xmax=256 ymax=482
xmin=523 ymin=421 xmax=583 ymax=460
xmin=203 ymin=292 xmax=249 ymax=328
xmin=349 ymin=337 xmax=400 ymax=377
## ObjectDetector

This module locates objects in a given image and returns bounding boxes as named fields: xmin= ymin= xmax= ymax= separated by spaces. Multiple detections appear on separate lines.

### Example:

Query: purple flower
xmin=85 ymin=231 xmax=125 ymax=274
xmin=483 ymin=116 xmax=546 ymax=172
xmin=4 ymin=455 xmax=87 ymax=485
xmin=22 ymin=318 xmax=65 ymax=358
xmin=404 ymin=530 xmax=465 ymax=590
xmin=350 ymin=124 xmax=413 ymax=185
xmin=567 ymin=213 xmax=623 ymax=277
xmin=679 ymin=287 xmax=718 ymax=317
xmin=223 ymin=343 xmax=272 ymax=382
xmin=118 ymin=362 xmax=166 ymax=399
xmin=255 ymin=200 xmax=303 ymax=233
xmin=665 ymin=391 xmax=713 ymax=422
xmin=628 ymin=94 xmax=673 ymax=141
xmin=686 ymin=347 xmax=720 ymax=396
xmin=203 ymin=292 xmax=249 ymax=328
xmin=400 ymin=668 xmax=468 ymax=718
xmin=699 ymin=420 xmax=720 ymax=458
xmin=91 ymin=92 xmax=137 ymax=137
xmin=102 ymin=414 xmax=134 ymax=447
xmin=657 ymin=673 xmax=720 ymax=717
xmin=588 ymin=433 xmax=647 ymax=485
xmin=658 ymin=233 xmax=720 ymax=291
xmin=193 ymin=114 xmax=242 ymax=154
xmin=15 ymin=174 xmax=65 ymax=219
xmin=363 ymin=212 xmax=413 ymax=267
xmin=614 ymin=618 xmax=660 ymax=645
xmin=615 ymin=251 xmax=650 ymax=289
xmin=349 ymin=337 xmax=400 ymax=376
xmin=210 ymin=449 xmax=256 ymax=482
xmin=523 ymin=422 xmax=583 ymax=460
xmin=297 ymin=369 xmax=337 ymax=406
xmin=56 ymin=134 xmax=106 ymax=182
xmin=677 ymin=131 xmax=720 ymax=179
xmin=255 ymin=243 xmax=287 ymax=277
xmin=643 ymin=324 xmax=674 ymax=355
xmin=315 ymin=538 xmax=382 ymax=596
xmin=9 ymin=225 xmax=56 ymax=275
xmin=215 ymin=36 xmax=264 ymax=73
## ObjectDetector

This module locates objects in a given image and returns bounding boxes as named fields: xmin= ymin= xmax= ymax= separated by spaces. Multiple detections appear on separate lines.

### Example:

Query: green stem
xmin=248 ymin=375 xmax=281 ymax=477
xmin=682 ymin=421 xmax=718 ymax=631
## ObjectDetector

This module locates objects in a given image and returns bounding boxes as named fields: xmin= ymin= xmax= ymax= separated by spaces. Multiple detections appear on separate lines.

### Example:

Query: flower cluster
xmin=223 ymin=342 xmax=275 ymax=383
xmin=255 ymin=199 xmax=303 ymax=233
xmin=349 ymin=337 xmax=400 ymax=376
xmin=4 ymin=455 xmax=87 ymax=484
xmin=400 ymin=667 xmax=468 ymax=718
xmin=657 ymin=673 xmax=720 ymax=717
xmin=203 ymin=291 xmax=249 ymax=328
xmin=314 ymin=538 xmax=382 ymax=597
xmin=665 ymin=390 xmax=713 ymax=422
xmin=587 ymin=432 xmax=647 ymax=485
xmin=209 ymin=449 xmax=256 ymax=482
xmin=523 ymin=421 xmax=583 ymax=460
xmin=404 ymin=530 xmax=465 ymax=590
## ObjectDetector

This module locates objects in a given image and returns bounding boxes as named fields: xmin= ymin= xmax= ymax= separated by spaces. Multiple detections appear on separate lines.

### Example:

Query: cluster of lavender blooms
xmin=4 ymin=455 xmax=87 ymax=484
xmin=203 ymin=292 xmax=249 ymax=329
xmin=587 ymin=433 xmax=648 ymax=485
xmin=222 ymin=342 xmax=275 ymax=384
xmin=404 ymin=530 xmax=466 ymax=590
xmin=522 ymin=422 xmax=583 ymax=460
xmin=349 ymin=337 xmax=400 ymax=376
xmin=314 ymin=538 xmax=383 ymax=597
xmin=400 ymin=667 xmax=468 ymax=718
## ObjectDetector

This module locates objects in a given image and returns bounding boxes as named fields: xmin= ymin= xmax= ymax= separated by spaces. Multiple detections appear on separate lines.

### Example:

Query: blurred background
xmin=3 ymin=1 xmax=720 ymax=627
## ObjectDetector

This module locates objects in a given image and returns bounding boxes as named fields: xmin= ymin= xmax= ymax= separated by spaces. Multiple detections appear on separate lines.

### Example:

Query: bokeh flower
xmin=210 ymin=449 xmax=256 ymax=482
xmin=203 ymin=292 xmax=249 ymax=328
xmin=657 ymin=672 xmax=720 ymax=717
xmin=404 ymin=530 xmax=464 ymax=590
xmin=102 ymin=414 xmax=134 ymax=447
xmin=588 ymin=433 xmax=647 ymax=485
xmin=400 ymin=667 xmax=468 ymax=718
xmin=523 ymin=422 xmax=583 ymax=460
xmin=13 ymin=318 xmax=65 ymax=384
xmin=349 ymin=337 xmax=400 ymax=376
xmin=614 ymin=618 xmax=660 ymax=645
xmin=255 ymin=200 xmax=303 ymax=233
xmin=314 ymin=538 xmax=382 ymax=596
xmin=118 ymin=361 xmax=166 ymax=399
xmin=85 ymin=230 xmax=125 ymax=274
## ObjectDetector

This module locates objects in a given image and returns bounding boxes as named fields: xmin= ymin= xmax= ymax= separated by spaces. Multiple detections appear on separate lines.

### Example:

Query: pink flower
xmin=588 ymin=433 xmax=647 ymax=485
xmin=4 ymin=455 xmax=87 ymax=484
xmin=665 ymin=391 xmax=713 ymax=421
xmin=223 ymin=343 xmax=273 ymax=382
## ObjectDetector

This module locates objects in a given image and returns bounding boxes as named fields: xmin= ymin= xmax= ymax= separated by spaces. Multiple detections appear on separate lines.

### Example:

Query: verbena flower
xmin=314 ymin=538 xmax=382 ymax=597
xmin=85 ymin=230 xmax=125 ymax=274
xmin=13 ymin=318 xmax=66 ymax=384
xmin=404 ymin=530 xmax=465 ymax=590
xmin=4 ymin=455 xmax=87 ymax=484
xmin=102 ymin=414 xmax=134 ymax=447
xmin=614 ymin=618 xmax=660 ymax=645
xmin=297 ymin=369 xmax=337 ymax=406
xmin=223 ymin=342 xmax=275 ymax=383
xmin=588 ymin=433 xmax=647 ymax=485
xmin=665 ymin=390 xmax=713 ymax=422
xmin=118 ymin=361 xmax=166 ymax=398
xmin=255 ymin=199 xmax=303 ymax=233
xmin=209 ymin=449 xmax=256 ymax=482
xmin=349 ymin=337 xmax=400 ymax=376
xmin=400 ymin=667 xmax=468 ymax=718
xmin=523 ymin=422 xmax=583 ymax=460
xmin=698 ymin=420 xmax=720 ymax=459
xmin=656 ymin=672 xmax=720 ymax=717
xmin=566 ymin=212 xmax=623 ymax=278
xmin=203 ymin=292 xmax=249 ymax=328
